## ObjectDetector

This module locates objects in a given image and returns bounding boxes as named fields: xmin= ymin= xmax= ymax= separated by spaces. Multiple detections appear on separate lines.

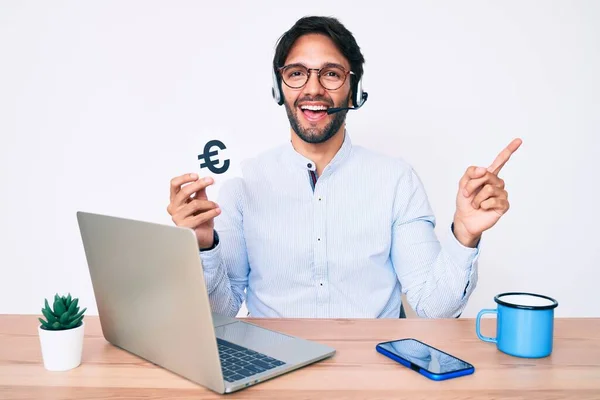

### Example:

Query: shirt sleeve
xmin=390 ymin=166 xmax=480 ymax=318
xmin=199 ymin=177 xmax=250 ymax=317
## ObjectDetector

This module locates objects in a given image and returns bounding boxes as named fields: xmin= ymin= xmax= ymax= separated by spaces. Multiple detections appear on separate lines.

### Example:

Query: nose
xmin=302 ymin=69 xmax=326 ymax=98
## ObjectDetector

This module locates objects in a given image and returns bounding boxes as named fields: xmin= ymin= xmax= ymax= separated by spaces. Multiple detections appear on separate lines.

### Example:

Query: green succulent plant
xmin=39 ymin=293 xmax=87 ymax=331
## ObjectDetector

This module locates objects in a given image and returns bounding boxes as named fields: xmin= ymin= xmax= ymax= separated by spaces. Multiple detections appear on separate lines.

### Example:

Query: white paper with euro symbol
xmin=187 ymin=129 xmax=243 ymax=203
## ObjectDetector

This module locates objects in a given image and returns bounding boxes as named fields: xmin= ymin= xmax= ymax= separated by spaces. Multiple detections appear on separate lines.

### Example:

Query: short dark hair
xmin=273 ymin=16 xmax=365 ymax=95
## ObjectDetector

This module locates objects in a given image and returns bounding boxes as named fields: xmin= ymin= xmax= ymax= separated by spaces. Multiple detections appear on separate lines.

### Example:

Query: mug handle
xmin=476 ymin=309 xmax=497 ymax=343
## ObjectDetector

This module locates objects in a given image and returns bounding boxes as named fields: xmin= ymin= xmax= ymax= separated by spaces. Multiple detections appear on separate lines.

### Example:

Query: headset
xmin=271 ymin=65 xmax=368 ymax=114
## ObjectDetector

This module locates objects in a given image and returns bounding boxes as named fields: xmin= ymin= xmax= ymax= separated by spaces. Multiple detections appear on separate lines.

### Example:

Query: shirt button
xmin=317 ymin=238 xmax=321 ymax=241
xmin=307 ymin=163 xmax=312 ymax=168
xmin=318 ymin=197 xmax=322 ymax=201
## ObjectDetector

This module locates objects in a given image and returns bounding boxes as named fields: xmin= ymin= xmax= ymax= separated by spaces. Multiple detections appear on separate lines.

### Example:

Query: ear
xmin=347 ymin=89 xmax=354 ymax=108
xmin=347 ymin=76 xmax=357 ymax=108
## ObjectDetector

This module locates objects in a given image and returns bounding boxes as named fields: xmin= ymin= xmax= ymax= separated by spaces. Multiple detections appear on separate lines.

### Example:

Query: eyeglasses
xmin=278 ymin=63 xmax=354 ymax=90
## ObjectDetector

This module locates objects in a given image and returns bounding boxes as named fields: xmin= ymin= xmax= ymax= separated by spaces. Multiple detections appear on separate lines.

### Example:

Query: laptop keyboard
xmin=217 ymin=338 xmax=286 ymax=382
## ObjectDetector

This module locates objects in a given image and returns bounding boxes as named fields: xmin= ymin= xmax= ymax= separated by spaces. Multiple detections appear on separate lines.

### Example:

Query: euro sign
xmin=198 ymin=139 xmax=230 ymax=174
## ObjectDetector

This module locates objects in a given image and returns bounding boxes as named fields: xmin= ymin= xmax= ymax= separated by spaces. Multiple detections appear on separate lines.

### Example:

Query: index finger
xmin=170 ymin=173 xmax=199 ymax=202
xmin=488 ymin=138 xmax=522 ymax=175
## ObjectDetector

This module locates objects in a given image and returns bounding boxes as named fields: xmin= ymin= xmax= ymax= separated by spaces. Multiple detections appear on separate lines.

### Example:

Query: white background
xmin=1 ymin=1 xmax=598 ymax=318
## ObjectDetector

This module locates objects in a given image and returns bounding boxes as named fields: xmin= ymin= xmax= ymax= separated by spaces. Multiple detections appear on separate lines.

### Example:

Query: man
xmin=167 ymin=16 xmax=521 ymax=319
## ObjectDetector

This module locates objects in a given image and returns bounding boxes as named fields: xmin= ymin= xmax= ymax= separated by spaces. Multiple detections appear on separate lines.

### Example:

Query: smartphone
xmin=376 ymin=338 xmax=474 ymax=381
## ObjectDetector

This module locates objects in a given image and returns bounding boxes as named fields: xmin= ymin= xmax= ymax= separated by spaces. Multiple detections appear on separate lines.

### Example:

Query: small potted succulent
xmin=38 ymin=293 xmax=87 ymax=371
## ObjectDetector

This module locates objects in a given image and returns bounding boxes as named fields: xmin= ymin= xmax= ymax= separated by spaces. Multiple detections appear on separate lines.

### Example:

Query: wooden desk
xmin=1 ymin=315 xmax=599 ymax=399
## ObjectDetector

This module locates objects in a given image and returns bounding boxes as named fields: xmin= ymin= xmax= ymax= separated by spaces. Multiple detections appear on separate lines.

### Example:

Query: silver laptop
xmin=76 ymin=211 xmax=335 ymax=394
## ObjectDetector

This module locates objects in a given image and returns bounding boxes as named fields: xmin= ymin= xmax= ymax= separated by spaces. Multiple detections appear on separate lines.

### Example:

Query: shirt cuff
xmin=199 ymin=231 xmax=222 ymax=270
xmin=443 ymin=223 xmax=481 ymax=269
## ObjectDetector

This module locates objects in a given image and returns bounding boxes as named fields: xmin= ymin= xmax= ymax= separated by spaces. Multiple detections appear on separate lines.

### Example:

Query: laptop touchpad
xmin=215 ymin=322 xmax=294 ymax=354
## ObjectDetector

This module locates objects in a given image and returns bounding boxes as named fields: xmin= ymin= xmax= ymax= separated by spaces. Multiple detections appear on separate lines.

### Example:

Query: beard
xmin=284 ymin=95 xmax=349 ymax=144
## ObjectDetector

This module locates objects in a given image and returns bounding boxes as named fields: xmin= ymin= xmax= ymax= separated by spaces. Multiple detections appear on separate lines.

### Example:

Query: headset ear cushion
xmin=355 ymin=78 xmax=364 ymax=107
xmin=272 ymin=68 xmax=284 ymax=105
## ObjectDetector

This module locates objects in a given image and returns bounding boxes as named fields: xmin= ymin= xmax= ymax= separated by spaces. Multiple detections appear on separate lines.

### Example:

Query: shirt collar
xmin=282 ymin=129 xmax=353 ymax=175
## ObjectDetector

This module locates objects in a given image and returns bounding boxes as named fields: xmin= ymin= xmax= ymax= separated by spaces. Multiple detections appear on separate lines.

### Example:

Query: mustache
xmin=294 ymin=96 xmax=334 ymax=108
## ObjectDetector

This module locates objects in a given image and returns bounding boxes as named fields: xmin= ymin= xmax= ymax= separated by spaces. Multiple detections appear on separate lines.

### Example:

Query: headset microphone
xmin=326 ymin=92 xmax=368 ymax=114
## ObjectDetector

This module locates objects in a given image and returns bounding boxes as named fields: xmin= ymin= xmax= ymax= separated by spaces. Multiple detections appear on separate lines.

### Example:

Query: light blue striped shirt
xmin=200 ymin=131 xmax=480 ymax=318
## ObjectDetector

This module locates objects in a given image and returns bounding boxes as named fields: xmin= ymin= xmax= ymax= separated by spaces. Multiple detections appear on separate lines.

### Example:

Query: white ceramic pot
xmin=38 ymin=321 xmax=85 ymax=371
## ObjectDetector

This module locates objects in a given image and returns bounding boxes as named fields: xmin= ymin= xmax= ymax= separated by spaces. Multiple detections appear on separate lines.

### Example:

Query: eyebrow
xmin=282 ymin=62 xmax=349 ymax=70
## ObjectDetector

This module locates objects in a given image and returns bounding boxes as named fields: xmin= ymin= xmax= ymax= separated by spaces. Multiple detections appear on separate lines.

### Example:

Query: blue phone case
xmin=376 ymin=338 xmax=474 ymax=381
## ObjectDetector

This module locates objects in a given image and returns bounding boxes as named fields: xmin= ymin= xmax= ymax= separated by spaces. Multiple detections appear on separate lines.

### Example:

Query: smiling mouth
xmin=299 ymin=104 xmax=330 ymax=122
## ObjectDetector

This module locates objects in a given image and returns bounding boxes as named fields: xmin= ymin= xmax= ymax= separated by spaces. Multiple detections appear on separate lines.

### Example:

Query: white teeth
xmin=300 ymin=105 xmax=328 ymax=111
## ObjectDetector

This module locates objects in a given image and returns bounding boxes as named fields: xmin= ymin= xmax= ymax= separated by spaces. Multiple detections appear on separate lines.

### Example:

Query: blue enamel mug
xmin=476 ymin=292 xmax=559 ymax=358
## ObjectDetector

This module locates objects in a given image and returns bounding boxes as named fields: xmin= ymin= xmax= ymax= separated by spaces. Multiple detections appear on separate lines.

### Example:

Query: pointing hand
xmin=452 ymin=139 xmax=523 ymax=247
